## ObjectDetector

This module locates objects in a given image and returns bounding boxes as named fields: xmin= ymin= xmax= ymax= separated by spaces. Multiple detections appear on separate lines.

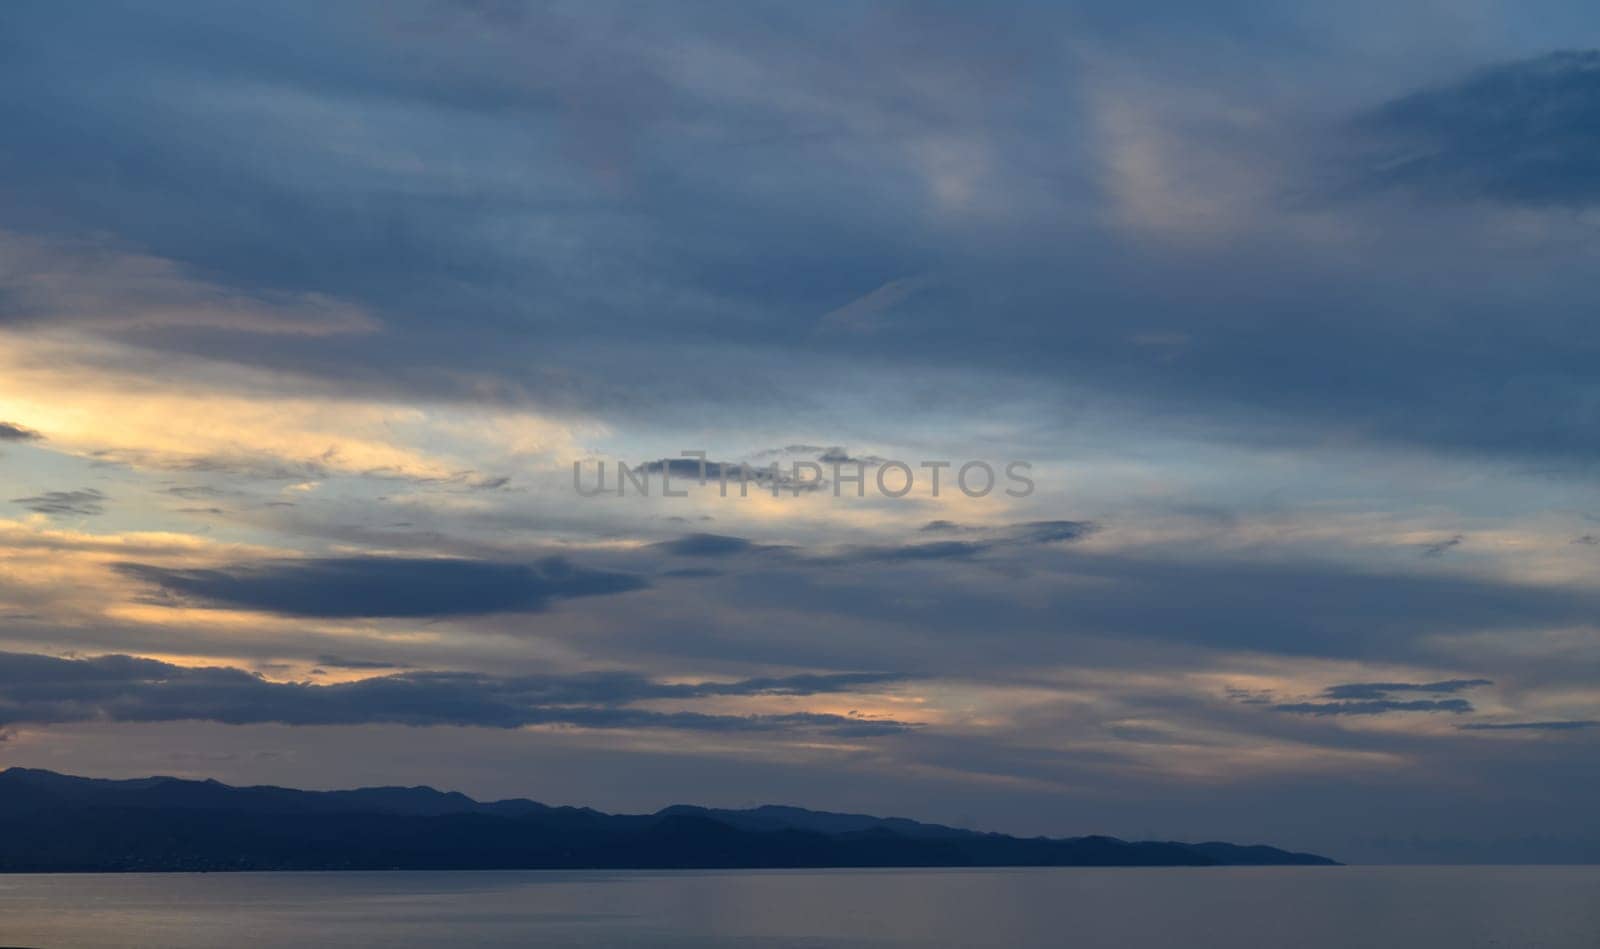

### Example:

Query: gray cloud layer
xmin=2 ymin=3 xmax=1598 ymax=464
xmin=1457 ymin=721 xmax=1598 ymax=732
xmin=1321 ymin=679 xmax=1494 ymax=700
xmin=0 ymin=652 xmax=912 ymax=737
xmin=1274 ymin=698 xmax=1475 ymax=717
xmin=116 ymin=557 xmax=647 ymax=618
xmin=1272 ymin=680 xmax=1495 ymax=717
xmin=1355 ymin=51 xmax=1600 ymax=205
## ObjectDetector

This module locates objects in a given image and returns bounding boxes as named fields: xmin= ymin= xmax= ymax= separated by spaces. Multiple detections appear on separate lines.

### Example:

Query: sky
xmin=2 ymin=0 xmax=1599 ymax=864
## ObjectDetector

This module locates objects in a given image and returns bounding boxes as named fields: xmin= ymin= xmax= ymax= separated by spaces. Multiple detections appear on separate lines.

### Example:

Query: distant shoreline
xmin=0 ymin=768 xmax=1339 ymax=872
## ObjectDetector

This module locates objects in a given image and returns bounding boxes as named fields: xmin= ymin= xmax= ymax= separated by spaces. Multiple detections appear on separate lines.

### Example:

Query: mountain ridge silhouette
xmin=0 ymin=767 xmax=1338 ymax=871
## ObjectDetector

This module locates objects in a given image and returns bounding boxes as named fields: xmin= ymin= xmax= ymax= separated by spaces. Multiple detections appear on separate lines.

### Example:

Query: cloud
xmin=635 ymin=459 xmax=824 ymax=492
xmin=649 ymin=521 xmax=1096 ymax=569
xmin=314 ymin=655 xmax=412 ymax=671
xmin=0 ymin=422 xmax=41 ymax=442
xmin=751 ymin=446 xmax=831 ymax=458
xmin=1458 ymin=720 xmax=1599 ymax=732
xmin=1320 ymin=679 xmax=1493 ymax=700
xmin=654 ymin=533 xmax=768 ymax=557
xmin=688 ymin=671 xmax=906 ymax=696
xmin=844 ymin=539 xmax=991 ymax=563
xmin=659 ymin=567 xmax=723 ymax=579
xmin=808 ymin=447 xmax=891 ymax=466
xmin=1010 ymin=521 xmax=1097 ymax=544
xmin=1225 ymin=687 xmax=1273 ymax=706
xmin=114 ymin=556 xmax=647 ymax=618
xmin=160 ymin=486 xmax=227 ymax=500
xmin=818 ymin=275 xmax=934 ymax=334
xmin=1266 ymin=679 xmax=1491 ymax=716
xmin=831 ymin=520 xmax=1095 ymax=564
xmin=0 ymin=229 xmax=377 ymax=336
xmin=0 ymin=1 xmax=1594 ymax=475
xmin=10 ymin=489 xmax=107 ymax=517
xmin=0 ymin=651 xmax=913 ymax=737
xmin=1273 ymin=699 xmax=1475 ymax=716
xmin=1354 ymin=51 xmax=1600 ymax=205
xmin=1421 ymin=535 xmax=1464 ymax=557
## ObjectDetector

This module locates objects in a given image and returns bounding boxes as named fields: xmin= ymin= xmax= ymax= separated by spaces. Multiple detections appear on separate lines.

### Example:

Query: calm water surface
xmin=1 ymin=866 xmax=1596 ymax=948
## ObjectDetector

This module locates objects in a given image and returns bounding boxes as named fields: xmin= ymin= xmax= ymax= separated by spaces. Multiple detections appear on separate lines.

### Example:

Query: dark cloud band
xmin=0 ymin=651 xmax=913 ymax=737
xmin=116 ymin=556 xmax=647 ymax=618
xmin=0 ymin=422 xmax=42 ymax=442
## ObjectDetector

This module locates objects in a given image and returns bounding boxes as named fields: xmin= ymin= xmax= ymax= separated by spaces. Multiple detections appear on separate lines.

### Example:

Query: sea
xmin=1 ymin=866 xmax=1596 ymax=948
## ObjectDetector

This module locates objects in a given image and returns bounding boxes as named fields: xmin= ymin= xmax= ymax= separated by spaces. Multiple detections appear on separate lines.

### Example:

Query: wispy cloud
xmin=822 ymin=521 xmax=1096 ymax=565
xmin=10 ymin=489 xmax=107 ymax=517
xmin=1274 ymin=698 xmax=1475 ymax=716
xmin=1458 ymin=720 xmax=1598 ymax=732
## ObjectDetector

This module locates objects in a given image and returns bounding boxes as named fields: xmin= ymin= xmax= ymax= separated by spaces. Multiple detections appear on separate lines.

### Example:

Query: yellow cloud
xmin=0 ymin=329 xmax=592 ymax=481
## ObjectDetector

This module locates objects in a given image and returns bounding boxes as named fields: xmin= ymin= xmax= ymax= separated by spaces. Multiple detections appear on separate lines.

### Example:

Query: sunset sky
xmin=2 ymin=0 xmax=1599 ymax=863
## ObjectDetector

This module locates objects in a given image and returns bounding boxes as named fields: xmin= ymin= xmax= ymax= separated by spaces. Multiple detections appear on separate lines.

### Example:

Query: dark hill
xmin=0 ymin=768 xmax=1338 ymax=872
